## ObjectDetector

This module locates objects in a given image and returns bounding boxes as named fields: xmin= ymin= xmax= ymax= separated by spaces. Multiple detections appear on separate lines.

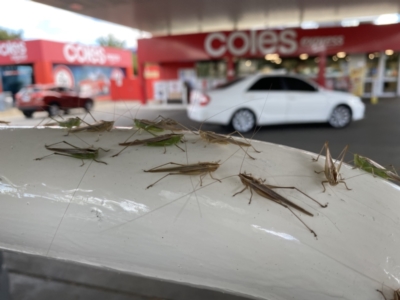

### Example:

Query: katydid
xmin=233 ymin=172 xmax=326 ymax=238
xmin=134 ymin=116 xmax=188 ymax=133
xmin=68 ymin=111 xmax=114 ymax=134
xmin=353 ymin=154 xmax=400 ymax=182
xmin=198 ymin=130 xmax=260 ymax=159
xmin=0 ymin=120 xmax=10 ymax=125
xmin=144 ymin=161 xmax=221 ymax=189
xmin=44 ymin=116 xmax=82 ymax=128
xmin=35 ymin=141 xmax=109 ymax=166
xmin=112 ymin=133 xmax=185 ymax=157
xmin=42 ymin=116 xmax=84 ymax=136
xmin=119 ymin=116 xmax=190 ymax=145
xmin=313 ymin=142 xmax=351 ymax=193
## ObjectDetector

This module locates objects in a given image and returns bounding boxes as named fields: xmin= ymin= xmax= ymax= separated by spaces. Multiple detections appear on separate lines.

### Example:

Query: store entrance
xmin=0 ymin=65 xmax=34 ymax=101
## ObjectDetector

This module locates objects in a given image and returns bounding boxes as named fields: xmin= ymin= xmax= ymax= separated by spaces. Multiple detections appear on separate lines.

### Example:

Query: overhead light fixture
xmin=373 ymin=14 xmax=399 ymax=25
xmin=385 ymin=49 xmax=394 ymax=55
xmin=265 ymin=53 xmax=280 ymax=61
xmin=341 ymin=19 xmax=360 ymax=27
xmin=275 ymin=58 xmax=282 ymax=64
xmin=368 ymin=53 xmax=375 ymax=59
xmin=301 ymin=21 xmax=319 ymax=29
xmin=245 ymin=60 xmax=252 ymax=67
xmin=337 ymin=52 xmax=346 ymax=58
xmin=299 ymin=53 xmax=309 ymax=60
xmin=332 ymin=56 xmax=338 ymax=61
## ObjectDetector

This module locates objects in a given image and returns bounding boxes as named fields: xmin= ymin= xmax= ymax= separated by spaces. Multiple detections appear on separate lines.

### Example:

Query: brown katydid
xmin=0 ymin=120 xmax=10 ymax=125
xmin=112 ymin=133 xmax=185 ymax=157
xmin=198 ymin=130 xmax=261 ymax=160
xmin=233 ymin=172 xmax=327 ymax=238
xmin=143 ymin=161 xmax=221 ymax=189
xmin=312 ymin=141 xmax=351 ymax=193
xmin=134 ymin=115 xmax=189 ymax=133
xmin=377 ymin=288 xmax=400 ymax=300
xmin=35 ymin=141 xmax=109 ymax=166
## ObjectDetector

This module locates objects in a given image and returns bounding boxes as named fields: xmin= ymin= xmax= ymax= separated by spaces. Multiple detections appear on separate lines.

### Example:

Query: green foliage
xmin=0 ymin=28 xmax=23 ymax=41
xmin=96 ymin=34 xmax=126 ymax=49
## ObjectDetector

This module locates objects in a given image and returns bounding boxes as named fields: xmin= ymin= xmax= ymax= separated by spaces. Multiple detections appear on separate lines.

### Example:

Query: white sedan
xmin=187 ymin=74 xmax=365 ymax=133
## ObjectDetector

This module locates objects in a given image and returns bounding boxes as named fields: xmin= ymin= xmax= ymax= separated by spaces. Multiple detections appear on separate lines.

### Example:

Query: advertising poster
xmin=153 ymin=81 xmax=168 ymax=102
xmin=53 ymin=64 xmax=126 ymax=98
xmin=348 ymin=54 xmax=367 ymax=97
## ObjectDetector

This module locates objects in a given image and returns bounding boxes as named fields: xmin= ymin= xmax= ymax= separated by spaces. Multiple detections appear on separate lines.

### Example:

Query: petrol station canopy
xmin=33 ymin=0 xmax=400 ymax=35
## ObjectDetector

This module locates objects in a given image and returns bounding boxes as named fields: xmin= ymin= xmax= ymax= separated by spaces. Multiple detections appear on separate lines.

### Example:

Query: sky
xmin=0 ymin=0 xmax=150 ymax=49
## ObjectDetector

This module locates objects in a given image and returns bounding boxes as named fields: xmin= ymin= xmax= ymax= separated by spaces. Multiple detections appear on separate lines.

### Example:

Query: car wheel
xmin=231 ymin=109 xmax=256 ymax=133
xmin=22 ymin=110 xmax=34 ymax=118
xmin=328 ymin=105 xmax=352 ymax=128
xmin=48 ymin=103 xmax=61 ymax=117
xmin=84 ymin=99 xmax=94 ymax=112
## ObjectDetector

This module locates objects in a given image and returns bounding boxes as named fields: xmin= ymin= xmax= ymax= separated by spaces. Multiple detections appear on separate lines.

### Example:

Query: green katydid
xmin=353 ymin=154 xmax=400 ymax=182
xmin=35 ymin=141 xmax=109 ymax=166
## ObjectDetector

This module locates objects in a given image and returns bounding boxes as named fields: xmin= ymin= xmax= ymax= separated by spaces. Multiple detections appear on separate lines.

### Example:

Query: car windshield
xmin=20 ymin=87 xmax=42 ymax=94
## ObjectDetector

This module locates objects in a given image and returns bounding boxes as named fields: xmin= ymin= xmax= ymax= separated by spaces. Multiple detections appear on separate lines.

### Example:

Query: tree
xmin=96 ymin=34 xmax=126 ymax=49
xmin=0 ymin=28 xmax=23 ymax=41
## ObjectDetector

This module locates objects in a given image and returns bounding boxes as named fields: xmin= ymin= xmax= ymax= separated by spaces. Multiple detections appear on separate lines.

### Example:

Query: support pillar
xmin=227 ymin=56 xmax=235 ymax=81
xmin=34 ymin=61 xmax=53 ymax=84
xmin=138 ymin=63 xmax=147 ymax=104
xmin=317 ymin=54 xmax=326 ymax=88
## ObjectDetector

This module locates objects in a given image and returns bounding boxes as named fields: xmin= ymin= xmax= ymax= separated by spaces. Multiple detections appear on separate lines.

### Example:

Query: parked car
xmin=187 ymin=74 xmax=365 ymax=133
xmin=15 ymin=85 xmax=94 ymax=118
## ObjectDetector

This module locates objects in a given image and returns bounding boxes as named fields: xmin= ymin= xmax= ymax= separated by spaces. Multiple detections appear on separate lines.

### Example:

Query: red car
xmin=15 ymin=85 xmax=94 ymax=118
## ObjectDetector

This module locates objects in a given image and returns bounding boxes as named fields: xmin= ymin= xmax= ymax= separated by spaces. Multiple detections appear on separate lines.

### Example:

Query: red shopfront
xmin=138 ymin=23 xmax=400 ymax=102
xmin=0 ymin=39 xmax=136 ymax=100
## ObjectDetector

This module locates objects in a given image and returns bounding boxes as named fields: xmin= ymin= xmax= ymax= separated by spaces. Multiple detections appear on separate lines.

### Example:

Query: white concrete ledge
xmin=0 ymin=127 xmax=399 ymax=299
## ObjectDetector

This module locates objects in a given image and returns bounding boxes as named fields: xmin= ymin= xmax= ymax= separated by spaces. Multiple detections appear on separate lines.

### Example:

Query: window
xmin=214 ymin=77 xmax=245 ymax=89
xmin=283 ymin=77 xmax=317 ymax=92
xmin=248 ymin=76 xmax=284 ymax=91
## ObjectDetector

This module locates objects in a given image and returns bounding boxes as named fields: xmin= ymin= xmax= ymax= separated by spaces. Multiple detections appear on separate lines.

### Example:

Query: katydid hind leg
xmin=229 ymin=130 xmax=261 ymax=153
xmin=112 ymin=144 xmax=131 ymax=157
xmin=144 ymin=162 xmax=186 ymax=172
xmin=52 ymin=152 xmax=85 ymax=166
xmin=286 ymin=206 xmax=317 ymax=239
xmin=312 ymin=142 xmax=328 ymax=162
xmin=174 ymin=143 xmax=185 ymax=152
xmin=335 ymin=145 xmax=349 ymax=173
xmin=35 ymin=153 xmax=55 ymax=161
xmin=267 ymin=185 xmax=328 ymax=208
xmin=146 ymin=172 xmax=181 ymax=189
